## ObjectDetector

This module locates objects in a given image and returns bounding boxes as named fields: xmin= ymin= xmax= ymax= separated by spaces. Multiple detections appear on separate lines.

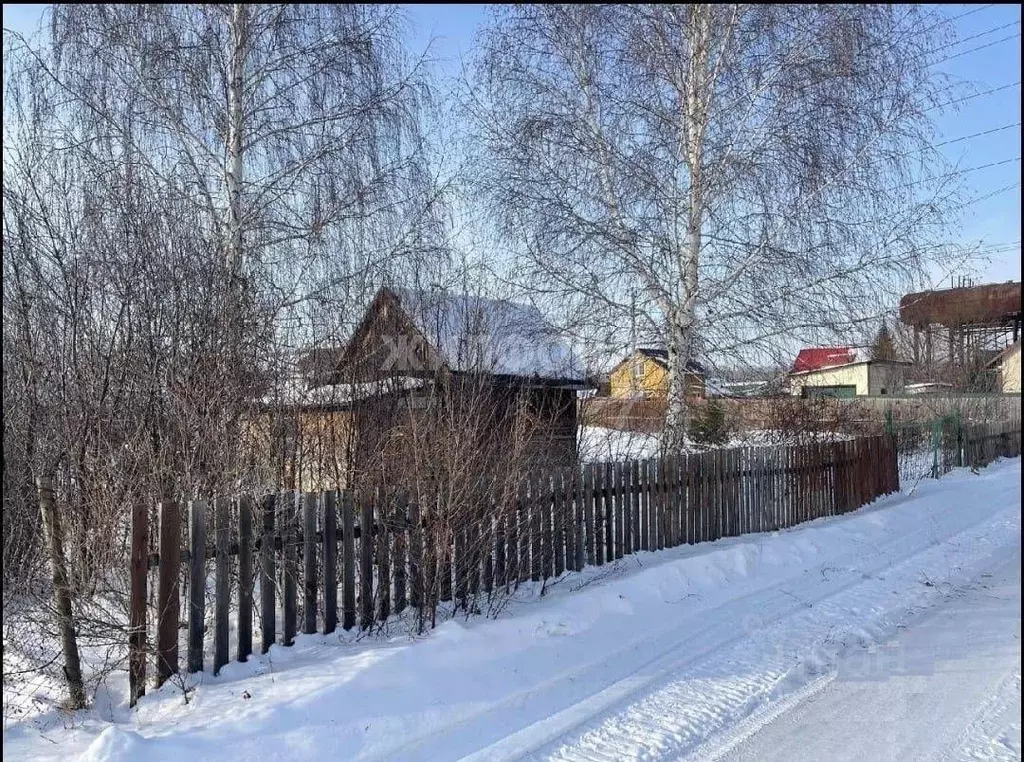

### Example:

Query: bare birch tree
xmin=469 ymin=4 xmax=961 ymax=448
xmin=3 ymin=4 xmax=445 ymax=706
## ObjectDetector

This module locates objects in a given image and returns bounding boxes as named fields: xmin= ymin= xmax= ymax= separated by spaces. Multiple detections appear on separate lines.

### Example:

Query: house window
xmin=632 ymin=359 xmax=645 ymax=379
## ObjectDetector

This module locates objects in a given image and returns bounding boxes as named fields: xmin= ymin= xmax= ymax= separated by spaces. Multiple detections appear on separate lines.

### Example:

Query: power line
xmin=962 ymin=181 xmax=1021 ymax=207
xmin=944 ymin=5 xmax=997 ymax=25
xmin=932 ymin=31 xmax=1022 ymax=66
xmin=947 ymin=156 xmax=1020 ymax=174
xmin=932 ymin=18 xmax=1020 ymax=54
xmin=906 ymin=19 xmax=1022 ymax=64
xmin=968 ymin=239 xmax=1021 ymax=249
xmin=891 ymin=157 xmax=1021 ymax=192
xmin=930 ymin=81 xmax=1020 ymax=112
xmin=935 ymin=122 xmax=1021 ymax=148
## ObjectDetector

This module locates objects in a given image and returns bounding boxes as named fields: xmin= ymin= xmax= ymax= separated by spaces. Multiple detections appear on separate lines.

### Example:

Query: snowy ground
xmin=715 ymin=552 xmax=1021 ymax=762
xmin=4 ymin=459 xmax=1020 ymax=762
xmin=577 ymin=426 xmax=803 ymax=461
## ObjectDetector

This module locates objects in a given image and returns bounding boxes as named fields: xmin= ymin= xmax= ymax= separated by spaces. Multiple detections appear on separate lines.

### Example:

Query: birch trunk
xmin=225 ymin=3 xmax=246 ymax=276
xmin=37 ymin=474 xmax=86 ymax=709
xmin=665 ymin=7 xmax=711 ymax=451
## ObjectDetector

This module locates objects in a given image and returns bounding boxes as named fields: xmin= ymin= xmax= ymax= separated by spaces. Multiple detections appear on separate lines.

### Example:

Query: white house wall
xmin=867 ymin=363 xmax=908 ymax=396
xmin=789 ymin=364 xmax=870 ymax=396
xmin=1001 ymin=346 xmax=1021 ymax=393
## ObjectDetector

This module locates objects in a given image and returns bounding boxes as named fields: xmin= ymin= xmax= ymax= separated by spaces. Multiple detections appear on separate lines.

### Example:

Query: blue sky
xmin=405 ymin=4 xmax=1022 ymax=288
xmin=5 ymin=4 xmax=1021 ymax=285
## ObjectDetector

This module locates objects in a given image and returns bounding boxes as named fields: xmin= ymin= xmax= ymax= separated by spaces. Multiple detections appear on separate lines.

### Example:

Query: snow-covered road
xmin=714 ymin=551 xmax=1021 ymax=762
xmin=5 ymin=460 xmax=1021 ymax=762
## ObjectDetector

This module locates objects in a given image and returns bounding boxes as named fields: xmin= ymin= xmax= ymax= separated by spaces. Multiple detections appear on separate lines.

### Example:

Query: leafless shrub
xmin=468 ymin=4 xmax=964 ymax=446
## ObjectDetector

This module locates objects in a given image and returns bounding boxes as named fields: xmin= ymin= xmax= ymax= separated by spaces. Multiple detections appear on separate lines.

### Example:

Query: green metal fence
xmin=886 ymin=408 xmax=1022 ymax=483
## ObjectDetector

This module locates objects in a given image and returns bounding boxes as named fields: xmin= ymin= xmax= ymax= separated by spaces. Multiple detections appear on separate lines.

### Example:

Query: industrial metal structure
xmin=899 ymin=280 xmax=1022 ymax=389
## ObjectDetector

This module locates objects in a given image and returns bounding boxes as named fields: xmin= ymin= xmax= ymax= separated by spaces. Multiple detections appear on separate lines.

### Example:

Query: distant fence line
xmin=127 ymin=426 xmax=1018 ymax=706
xmin=902 ymin=418 xmax=1023 ymax=480
xmin=581 ymin=393 xmax=1022 ymax=433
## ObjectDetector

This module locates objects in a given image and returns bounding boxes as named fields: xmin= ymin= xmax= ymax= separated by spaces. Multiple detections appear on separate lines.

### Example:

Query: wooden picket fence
xmin=961 ymin=419 xmax=1022 ymax=469
xmin=127 ymin=434 xmax=899 ymax=704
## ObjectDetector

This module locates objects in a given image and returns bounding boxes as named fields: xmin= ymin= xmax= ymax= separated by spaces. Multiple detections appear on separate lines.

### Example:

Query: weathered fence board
xmin=583 ymin=464 xmax=596 ymax=565
xmin=128 ymin=501 xmax=148 ymax=707
xmin=359 ymin=495 xmax=373 ymax=629
xmin=130 ymin=431 xmax=926 ymax=697
xmin=237 ymin=496 xmax=254 ymax=661
xmin=260 ymin=494 xmax=276 ymax=653
xmin=214 ymin=497 xmax=230 ymax=675
xmin=342 ymin=491 xmax=356 ymax=630
xmin=282 ymin=493 xmax=298 ymax=647
xmin=187 ymin=500 xmax=206 ymax=674
xmin=377 ymin=491 xmax=391 ymax=622
xmin=322 ymin=491 xmax=338 ymax=634
xmin=156 ymin=500 xmax=180 ymax=686
xmin=593 ymin=465 xmax=605 ymax=567
xmin=394 ymin=494 xmax=408 ymax=613
xmin=531 ymin=472 xmax=543 ymax=580
xmin=409 ymin=499 xmax=423 ymax=608
xmin=302 ymin=492 xmax=317 ymax=636
xmin=553 ymin=471 xmax=566 ymax=577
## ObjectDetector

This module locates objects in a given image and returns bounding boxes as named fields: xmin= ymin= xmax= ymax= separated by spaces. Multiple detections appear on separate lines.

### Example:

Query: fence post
xmin=341 ymin=490 xmax=357 ymax=630
xmin=187 ymin=500 xmax=206 ymax=674
xmin=156 ymin=498 xmax=181 ymax=686
xmin=129 ymin=500 xmax=149 ymax=707
xmin=322 ymin=490 xmax=338 ymax=635
xmin=260 ymin=493 xmax=277 ymax=653
xmin=359 ymin=492 xmax=374 ymax=630
xmin=303 ymin=492 xmax=318 ymax=635
xmin=213 ymin=497 xmax=230 ymax=675
xmin=237 ymin=496 xmax=254 ymax=662
xmin=282 ymin=492 xmax=298 ymax=646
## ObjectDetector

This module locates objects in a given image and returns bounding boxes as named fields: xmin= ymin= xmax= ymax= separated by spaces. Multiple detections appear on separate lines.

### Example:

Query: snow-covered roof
xmin=790 ymin=346 xmax=906 ymax=375
xmin=387 ymin=287 xmax=586 ymax=383
xmin=986 ymin=341 xmax=1021 ymax=368
xmin=630 ymin=348 xmax=707 ymax=375
xmin=261 ymin=375 xmax=429 ymax=409
xmin=792 ymin=347 xmax=857 ymax=372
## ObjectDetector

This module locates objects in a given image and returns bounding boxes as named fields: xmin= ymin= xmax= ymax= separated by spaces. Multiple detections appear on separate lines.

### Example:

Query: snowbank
xmin=3 ymin=459 xmax=1020 ymax=762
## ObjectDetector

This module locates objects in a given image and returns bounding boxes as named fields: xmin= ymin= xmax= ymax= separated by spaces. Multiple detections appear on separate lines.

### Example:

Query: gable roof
xmin=986 ymin=341 xmax=1021 ymax=368
xmin=792 ymin=347 xmax=857 ymax=373
xmin=628 ymin=347 xmax=706 ymax=375
xmin=342 ymin=286 xmax=588 ymax=385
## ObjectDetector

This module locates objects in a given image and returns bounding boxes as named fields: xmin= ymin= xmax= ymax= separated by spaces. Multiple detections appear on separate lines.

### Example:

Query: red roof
xmin=792 ymin=347 xmax=856 ymax=373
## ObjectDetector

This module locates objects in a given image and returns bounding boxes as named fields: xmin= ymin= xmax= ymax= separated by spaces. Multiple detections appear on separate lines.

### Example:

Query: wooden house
xmin=264 ymin=287 xmax=591 ymax=491
xmin=987 ymin=341 xmax=1021 ymax=394
xmin=608 ymin=348 xmax=706 ymax=400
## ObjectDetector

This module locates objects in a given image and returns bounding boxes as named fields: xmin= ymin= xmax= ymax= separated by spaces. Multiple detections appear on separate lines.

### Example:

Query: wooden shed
xmin=269 ymin=287 xmax=591 ymax=491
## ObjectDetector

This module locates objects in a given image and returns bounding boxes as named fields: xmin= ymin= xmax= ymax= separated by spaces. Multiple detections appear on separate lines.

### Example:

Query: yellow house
xmin=608 ymin=348 xmax=706 ymax=399
xmin=988 ymin=342 xmax=1021 ymax=393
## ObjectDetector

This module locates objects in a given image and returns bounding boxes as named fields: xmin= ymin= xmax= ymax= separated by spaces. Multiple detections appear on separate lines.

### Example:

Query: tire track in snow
xmin=676 ymin=672 xmax=838 ymax=762
xmin=379 ymin=469 xmax=1018 ymax=762
xmin=461 ymin=507 xmax=1020 ymax=762
xmin=940 ymin=664 xmax=1021 ymax=762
